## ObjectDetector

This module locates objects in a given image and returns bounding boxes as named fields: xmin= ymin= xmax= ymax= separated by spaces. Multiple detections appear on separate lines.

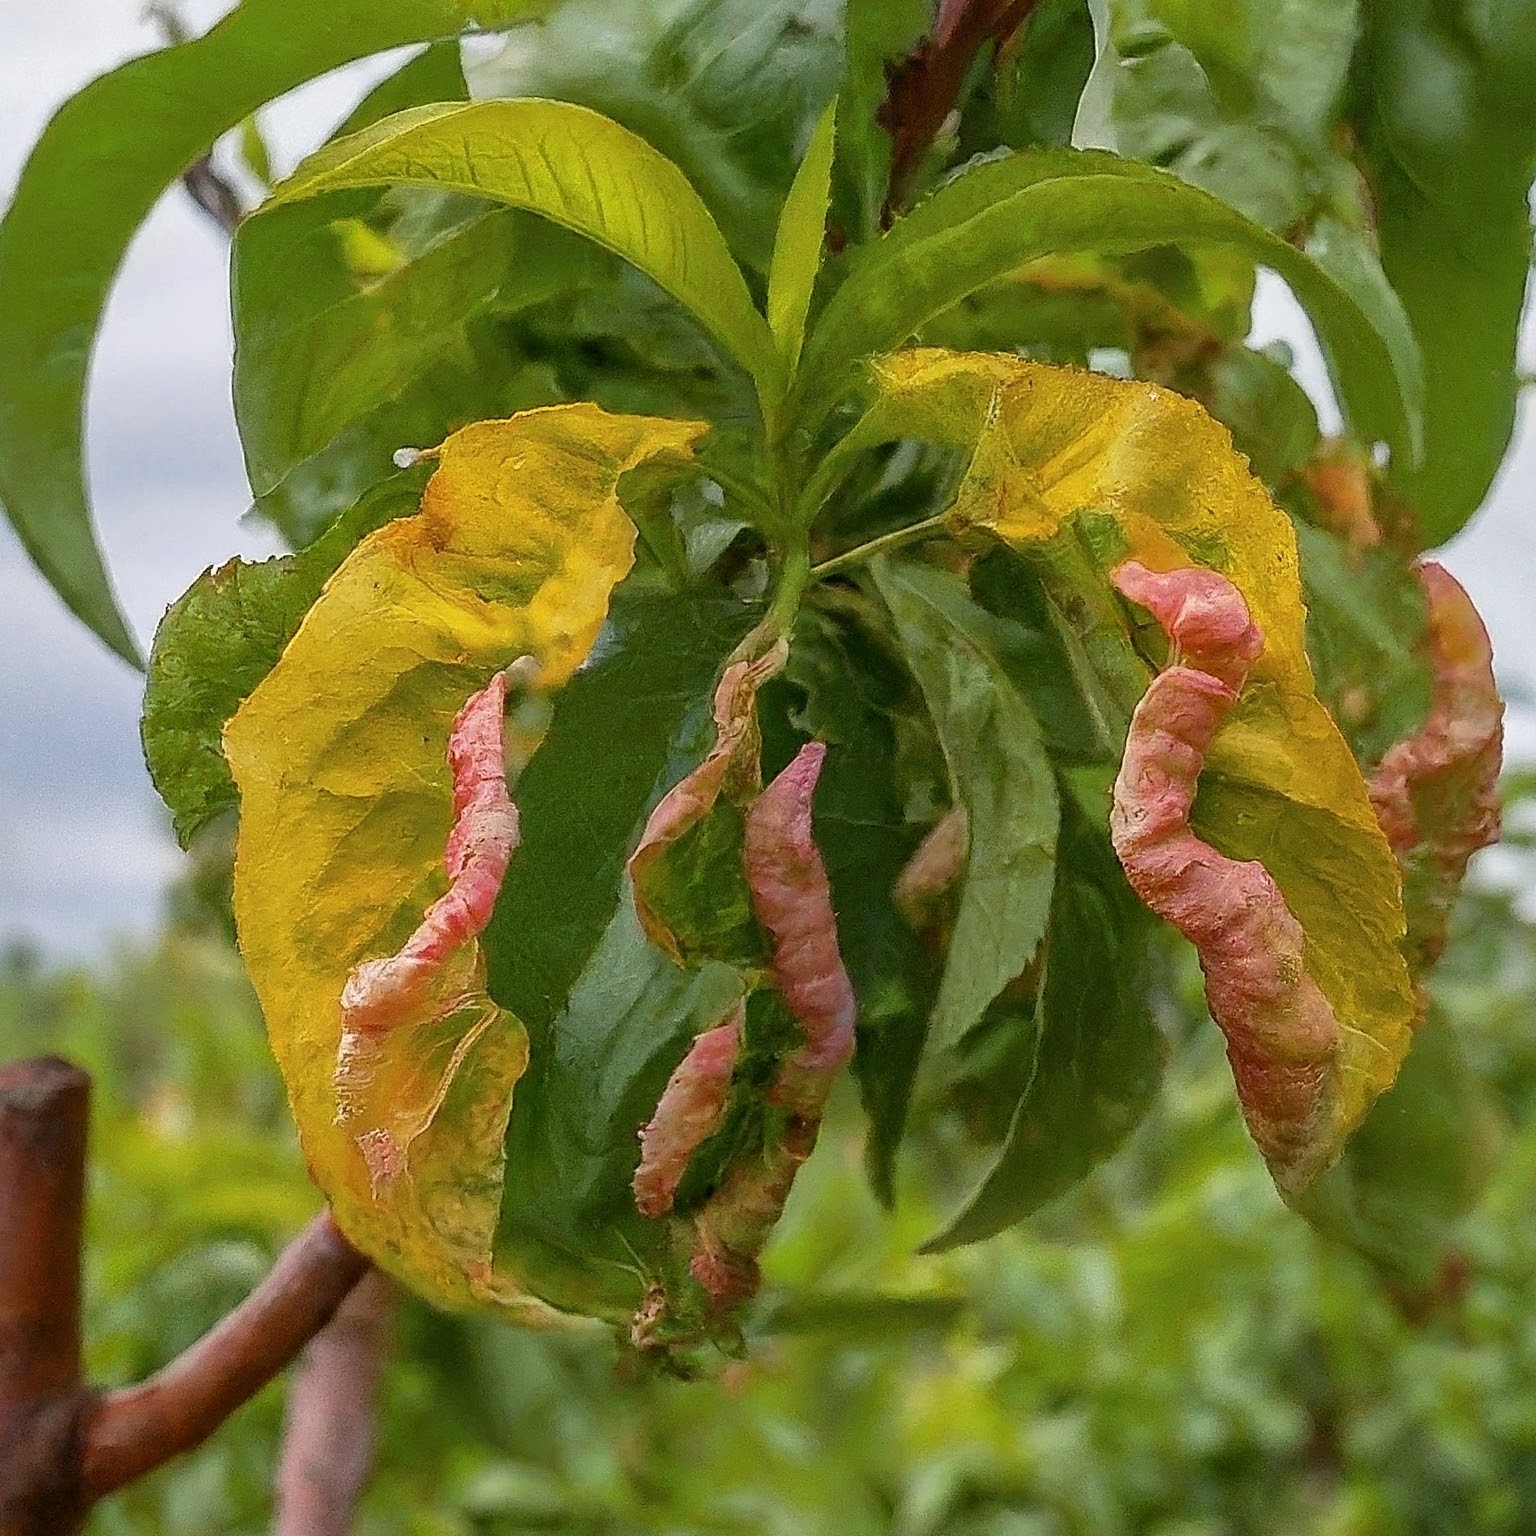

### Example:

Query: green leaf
xmin=335 ymin=37 xmax=470 ymax=139
xmin=924 ymin=796 xmax=1164 ymax=1251
xmin=262 ymin=99 xmax=785 ymax=423
xmin=961 ymin=0 xmax=1098 ymax=156
xmin=495 ymin=898 xmax=742 ymax=1320
xmin=767 ymin=102 xmax=837 ymax=371
xmin=234 ymin=201 xmax=594 ymax=499
xmin=796 ymin=148 xmax=1423 ymax=467
xmin=873 ymin=558 xmax=1060 ymax=1056
xmin=1101 ymin=0 xmax=1361 ymax=231
xmin=464 ymin=0 xmax=843 ymax=274
xmin=1293 ymin=520 xmax=1432 ymax=767
xmin=1350 ymin=0 xmax=1536 ymax=541
xmin=141 ymin=472 xmax=424 ymax=848
xmin=786 ymin=598 xmax=940 ymax=1204
xmin=485 ymin=588 xmax=757 ymax=1035
xmin=0 ymin=0 xmax=544 ymax=663
xmin=967 ymin=545 xmax=1131 ymax=765
xmin=1298 ymin=1011 xmax=1502 ymax=1288
xmin=837 ymin=0 xmax=930 ymax=241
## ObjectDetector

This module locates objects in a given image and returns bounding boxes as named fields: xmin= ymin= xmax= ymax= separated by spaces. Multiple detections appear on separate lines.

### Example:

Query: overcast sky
xmin=1 ymin=4 xmax=1533 ymax=959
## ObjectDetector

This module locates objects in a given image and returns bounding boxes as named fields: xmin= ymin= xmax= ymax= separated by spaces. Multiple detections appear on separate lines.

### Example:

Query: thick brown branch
xmin=82 ymin=1212 xmax=370 ymax=1496
xmin=0 ymin=1058 xmax=91 ymax=1536
xmin=880 ymin=0 xmax=1044 ymax=216
xmin=272 ymin=1272 xmax=396 ymax=1536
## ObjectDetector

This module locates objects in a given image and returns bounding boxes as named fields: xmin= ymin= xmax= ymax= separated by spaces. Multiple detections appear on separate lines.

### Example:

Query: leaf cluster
xmin=1 ymin=0 xmax=1530 ymax=1343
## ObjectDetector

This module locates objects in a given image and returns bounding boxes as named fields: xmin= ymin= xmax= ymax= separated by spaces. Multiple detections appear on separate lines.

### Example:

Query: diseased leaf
xmin=1350 ymin=0 xmax=1536 ymax=541
xmin=330 ymin=671 xmax=528 ymax=1307
xmin=627 ymin=642 xmax=787 ymax=969
xmin=925 ymin=796 xmax=1164 ymax=1251
xmin=633 ymin=1005 xmax=745 ymax=1220
xmin=849 ymin=350 xmax=1417 ymax=1189
xmin=796 ymin=149 xmax=1423 ymax=467
xmin=142 ymin=473 xmax=423 ymax=848
xmin=1109 ymin=560 xmax=1343 ymax=1194
xmin=873 ymin=558 xmax=1060 ymax=1056
xmin=767 ymin=102 xmax=837 ymax=370
xmin=262 ymin=99 xmax=785 ymax=421
xmin=225 ymin=404 xmax=706 ymax=1311
xmin=0 ymin=0 xmax=546 ymax=662
xmin=685 ymin=743 xmax=858 ymax=1314
xmin=1367 ymin=563 xmax=1504 ymax=975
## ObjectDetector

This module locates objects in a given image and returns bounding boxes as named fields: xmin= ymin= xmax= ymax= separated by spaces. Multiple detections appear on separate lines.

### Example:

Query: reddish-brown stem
xmin=881 ymin=0 xmax=1044 ymax=216
xmin=82 ymin=1211 xmax=370 ymax=1497
xmin=0 ymin=1057 xmax=91 ymax=1536
xmin=271 ymin=1272 xmax=396 ymax=1536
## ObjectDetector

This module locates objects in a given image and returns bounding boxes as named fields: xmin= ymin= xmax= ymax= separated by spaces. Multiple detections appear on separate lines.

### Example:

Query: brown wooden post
xmin=0 ymin=1057 xmax=91 ymax=1536
xmin=0 ymin=1054 xmax=375 ymax=1530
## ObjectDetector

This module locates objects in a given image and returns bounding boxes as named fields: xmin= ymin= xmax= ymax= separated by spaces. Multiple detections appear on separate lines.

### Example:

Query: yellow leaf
xmin=226 ymin=404 xmax=704 ymax=1314
xmin=855 ymin=349 xmax=1416 ymax=1184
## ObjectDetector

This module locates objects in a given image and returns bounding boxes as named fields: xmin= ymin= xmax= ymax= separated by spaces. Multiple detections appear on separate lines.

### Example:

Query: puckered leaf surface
xmin=846 ymin=349 xmax=1417 ymax=1189
xmin=226 ymin=404 xmax=705 ymax=1313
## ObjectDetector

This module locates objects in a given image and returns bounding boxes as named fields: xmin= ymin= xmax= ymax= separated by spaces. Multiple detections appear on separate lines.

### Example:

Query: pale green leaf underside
xmin=265 ymin=98 xmax=785 ymax=421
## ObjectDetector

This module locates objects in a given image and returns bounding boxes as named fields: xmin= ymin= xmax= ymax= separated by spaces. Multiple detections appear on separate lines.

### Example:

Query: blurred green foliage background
xmin=5 ymin=779 xmax=1533 ymax=1536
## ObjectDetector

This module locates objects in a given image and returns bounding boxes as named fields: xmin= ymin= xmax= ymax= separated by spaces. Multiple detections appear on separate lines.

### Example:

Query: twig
xmin=880 ymin=0 xmax=1045 ymax=217
xmin=181 ymin=155 xmax=245 ymax=235
xmin=272 ymin=1272 xmax=396 ymax=1536
xmin=145 ymin=1 xmax=244 ymax=234
xmin=0 ymin=1058 xmax=91 ymax=1536
xmin=810 ymin=510 xmax=954 ymax=580
xmin=82 ymin=1212 xmax=370 ymax=1497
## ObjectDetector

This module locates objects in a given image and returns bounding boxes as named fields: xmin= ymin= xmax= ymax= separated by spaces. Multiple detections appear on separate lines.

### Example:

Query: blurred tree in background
xmin=1 ymin=775 xmax=1530 ymax=1534
xmin=2 ymin=0 xmax=1535 ymax=1527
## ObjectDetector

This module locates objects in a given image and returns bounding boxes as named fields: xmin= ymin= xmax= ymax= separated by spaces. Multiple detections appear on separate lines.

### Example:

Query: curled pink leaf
xmin=1368 ymin=562 xmax=1503 ymax=970
xmin=627 ymin=641 xmax=788 ymax=961
xmin=689 ymin=1116 xmax=818 ymax=1310
xmin=338 ymin=672 xmax=517 ymax=1050
xmin=1110 ymin=561 xmax=1339 ymax=1193
xmin=675 ymin=745 xmax=857 ymax=1311
xmin=333 ymin=670 xmax=522 ymax=1194
xmin=744 ymin=743 xmax=858 ymax=1090
xmin=632 ymin=1005 xmax=744 ymax=1219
